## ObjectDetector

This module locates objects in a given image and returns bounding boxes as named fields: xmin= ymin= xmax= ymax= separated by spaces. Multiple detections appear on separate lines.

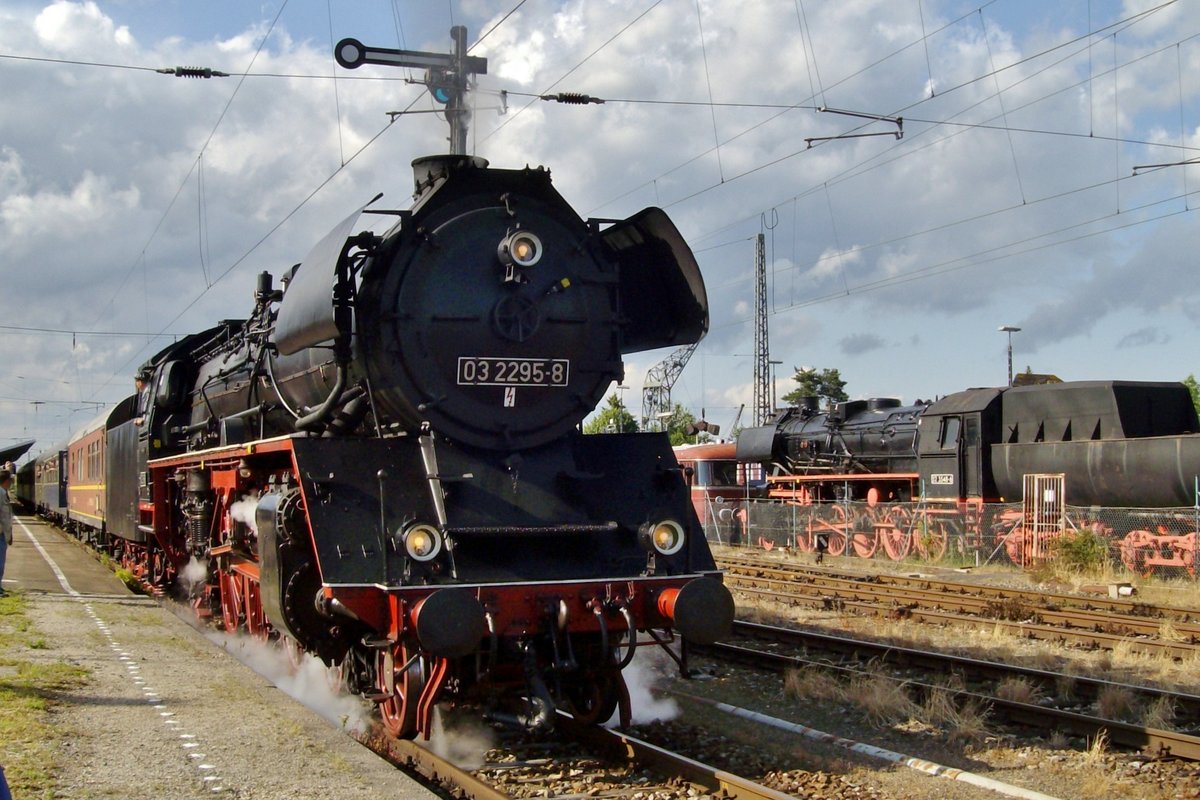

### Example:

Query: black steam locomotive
xmin=77 ymin=153 xmax=734 ymax=739
xmin=739 ymin=380 xmax=1200 ymax=508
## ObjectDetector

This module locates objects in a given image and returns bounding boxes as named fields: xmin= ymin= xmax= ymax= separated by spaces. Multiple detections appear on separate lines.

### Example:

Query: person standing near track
xmin=0 ymin=469 xmax=12 ymax=597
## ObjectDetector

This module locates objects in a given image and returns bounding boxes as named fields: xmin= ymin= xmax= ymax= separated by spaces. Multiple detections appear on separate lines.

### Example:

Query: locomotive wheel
xmin=282 ymin=635 xmax=306 ymax=672
xmin=150 ymin=550 xmax=167 ymax=586
xmin=217 ymin=570 xmax=242 ymax=632
xmin=792 ymin=512 xmax=815 ymax=552
xmin=880 ymin=506 xmax=912 ymax=561
xmin=1119 ymin=530 xmax=1154 ymax=577
xmin=825 ymin=506 xmax=848 ymax=557
xmin=851 ymin=512 xmax=879 ymax=559
xmin=376 ymin=641 xmax=427 ymax=740
xmin=993 ymin=511 xmax=1026 ymax=565
xmin=566 ymin=672 xmax=620 ymax=726
xmin=241 ymin=574 xmax=267 ymax=638
xmin=914 ymin=518 xmax=948 ymax=562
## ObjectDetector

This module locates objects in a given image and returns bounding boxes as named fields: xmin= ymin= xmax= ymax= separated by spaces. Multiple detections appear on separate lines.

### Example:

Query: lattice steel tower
xmin=752 ymin=232 xmax=771 ymax=426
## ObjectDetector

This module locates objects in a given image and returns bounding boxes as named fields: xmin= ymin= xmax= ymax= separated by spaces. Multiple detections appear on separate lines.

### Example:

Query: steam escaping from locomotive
xmin=216 ymin=633 xmax=369 ymax=735
xmin=228 ymin=494 xmax=258 ymax=535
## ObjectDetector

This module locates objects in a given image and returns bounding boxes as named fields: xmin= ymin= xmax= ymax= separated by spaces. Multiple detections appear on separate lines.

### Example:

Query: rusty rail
xmin=704 ymin=631 xmax=1200 ymax=761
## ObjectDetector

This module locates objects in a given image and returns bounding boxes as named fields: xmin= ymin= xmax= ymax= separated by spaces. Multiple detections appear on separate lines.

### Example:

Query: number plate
xmin=930 ymin=473 xmax=954 ymax=485
xmin=457 ymin=357 xmax=570 ymax=387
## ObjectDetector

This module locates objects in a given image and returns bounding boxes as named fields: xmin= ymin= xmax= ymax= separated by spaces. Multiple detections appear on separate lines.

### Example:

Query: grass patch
xmin=845 ymin=669 xmax=917 ymax=727
xmin=920 ymin=688 xmax=990 ymax=745
xmin=783 ymin=666 xmax=844 ymax=702
xmin=1085 ymin=728 xmax=1109 ymax=765
xmin=995 ymin=676 xmax=1043 ymax=705
xmin=113 ymin=568 xmax=141 ymax=592
xmin=1096 ymin=685 xmax=1136 ymax=721
xmin=1141 ymin=695 xmax=1177 ymax=731
xmin=0 ymin=593 xmax=89 ymax=797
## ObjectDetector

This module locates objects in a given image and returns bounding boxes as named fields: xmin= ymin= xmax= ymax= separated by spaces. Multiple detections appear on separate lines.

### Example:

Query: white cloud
xmin=5 ymin=0 xmax=1200 ymax=447
xmin=34 ymin=0 xmax=134 ymax=52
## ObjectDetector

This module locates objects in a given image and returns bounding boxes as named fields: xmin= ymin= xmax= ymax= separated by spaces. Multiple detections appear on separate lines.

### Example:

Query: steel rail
xmin=557 ymin=713 xmax=800 ymax=800
xmin=727 ymin=580 xmax=1200 ymax=659
xmin=717 ymin=554 xmax=1200 ymax=623
xmin=729 ymin=619 xmax=1200 ymax=722
xmin=722 ymin=567 xmax=1200 ymax=640
xmin=704 ymin=638 xmax=1200 ymax=761
xmin=354 ymin=724 xmax=510 ymax=800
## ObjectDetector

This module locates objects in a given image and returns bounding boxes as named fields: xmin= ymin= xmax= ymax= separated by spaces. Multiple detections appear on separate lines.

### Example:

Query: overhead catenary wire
xmin=477 ymin=0 xmax=666 ymax=146
xmin=711 ymin=185 xmax=1200 ymax=332
xmin=86 ymin=0 xmax=291 ymax=333
xmin=587 ymin=0 xmax=1176 ymax=218
xmin=683 ymin=7 xmax=1193 ymax=252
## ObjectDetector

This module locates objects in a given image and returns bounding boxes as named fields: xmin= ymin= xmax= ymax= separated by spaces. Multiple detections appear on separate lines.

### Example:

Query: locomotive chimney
xmin=411 ymin=154 xmax=490 ymax=199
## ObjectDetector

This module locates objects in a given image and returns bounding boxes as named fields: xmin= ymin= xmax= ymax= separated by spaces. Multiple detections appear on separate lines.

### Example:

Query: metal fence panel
xmin=706 ymin=498 xmax=1200 ymax=581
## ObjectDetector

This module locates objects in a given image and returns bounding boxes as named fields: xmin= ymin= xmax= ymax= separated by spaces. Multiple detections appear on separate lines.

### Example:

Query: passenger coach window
xmin=939 ymin=417 xmax=961 ymax=450
xmin=712 ymin=461 xmax=741 ymax=486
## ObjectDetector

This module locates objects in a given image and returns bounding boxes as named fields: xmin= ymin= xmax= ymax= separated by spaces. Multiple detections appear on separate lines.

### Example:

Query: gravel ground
xmin=665 ymin=584 xmax=1200 ymax=800
xmin=657 ymin=651 xmax=1200 ymax=800
xmin=19 ymin=590 xmax=438 ymax=800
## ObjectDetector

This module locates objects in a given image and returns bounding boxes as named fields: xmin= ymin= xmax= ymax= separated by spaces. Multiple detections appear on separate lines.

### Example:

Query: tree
xmin=1184 ymin=374 xmax=1200 ymax=418
xmin=663 ymin=403 xmax=698 ymax=446
xmin=584 ymin=393 xmax=638 ymax=434
xmin=781 ymin=367 xmax=848 ymax=409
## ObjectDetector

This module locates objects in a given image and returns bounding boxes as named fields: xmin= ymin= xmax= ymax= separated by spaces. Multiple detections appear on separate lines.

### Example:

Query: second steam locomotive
xmin=715 ymin=379 xmax=1200 ymax=570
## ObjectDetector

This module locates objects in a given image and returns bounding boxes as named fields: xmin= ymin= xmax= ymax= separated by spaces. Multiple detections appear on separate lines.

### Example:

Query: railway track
xmin=717 ymin=554 xmax=1200 ymax=621
xmin=727 ymin=620 xmax=1200 ymax=725
xmin=355 ymin=713 xmax=798 ymax=800
xmin=717 ymin=555 xmax=1200 ymax=658
xmin=703 ymin=620 xmax=1200 ymax=761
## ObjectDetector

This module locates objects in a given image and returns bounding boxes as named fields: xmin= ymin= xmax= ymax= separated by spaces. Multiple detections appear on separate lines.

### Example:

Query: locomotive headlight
xmin=498 ymin=230 xmax=543 ymax=268
xmin=402 ymin=523 xmax=443 ymax=562
xmin=639 ymin=519 xmax=686 ymax=556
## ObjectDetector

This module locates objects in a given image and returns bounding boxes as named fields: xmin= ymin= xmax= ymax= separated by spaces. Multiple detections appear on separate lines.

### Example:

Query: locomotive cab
xmin=917 ymin=388 xmax=1002 ymax=502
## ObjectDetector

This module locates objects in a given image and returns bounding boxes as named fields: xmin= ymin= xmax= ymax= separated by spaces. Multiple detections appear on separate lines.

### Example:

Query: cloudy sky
xmin=2 ymin=0 xmax=1199 ymax=450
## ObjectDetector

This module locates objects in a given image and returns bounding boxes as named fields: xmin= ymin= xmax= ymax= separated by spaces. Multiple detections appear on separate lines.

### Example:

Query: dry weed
xmin=1158 ymin=620 xmax=1185 ymax=643
xmin=995 ymin=676 xmax=1043 ymax=705
xmin=1054 ymin=673 xmax=1077 ymax=701
xmin=918 ymin=688 xmax=991 ymax=744
xmin=948 ymin=698 xmax=991 ymax=745
xmin=1085 ymin=728 xmax=1109 ymax=765
xmin=783 ymin=667 xmax=844 ymax=703
xmin=1110 ymin=638 xmax=1138 ymax=662
xmin=846 ymin=672 xmax=917 ymax=727
xmin=1047 ymin=729 xmax=1070 ymax=749
xmin=1140 ymin=695 xmax=1177 ymax=731
xmin=1026 ymin=650 xmax=1063 ymax=672
xmin=919 ymin=687 xmax=959 ymax=728
xmin=1096 ymin=685 xmax=1136 ymax=721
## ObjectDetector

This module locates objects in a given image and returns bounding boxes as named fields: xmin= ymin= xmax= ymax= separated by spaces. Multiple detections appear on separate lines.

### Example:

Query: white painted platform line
xmin=17 ymin=518 xmax=79 ymax=597
xmin=17 ymin=519 xmax=230 ymax=794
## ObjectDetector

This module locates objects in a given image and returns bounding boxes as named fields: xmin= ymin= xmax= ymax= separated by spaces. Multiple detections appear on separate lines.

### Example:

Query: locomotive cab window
xmin=939 ymin=416 xmax=961 ymax=450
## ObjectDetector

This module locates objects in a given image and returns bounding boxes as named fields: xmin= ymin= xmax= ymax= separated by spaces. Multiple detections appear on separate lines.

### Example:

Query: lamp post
xmin=998 ymin=325 xmax=1021 ymax=386
xmin=768 ymin=360 xmax=783 ymax=413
